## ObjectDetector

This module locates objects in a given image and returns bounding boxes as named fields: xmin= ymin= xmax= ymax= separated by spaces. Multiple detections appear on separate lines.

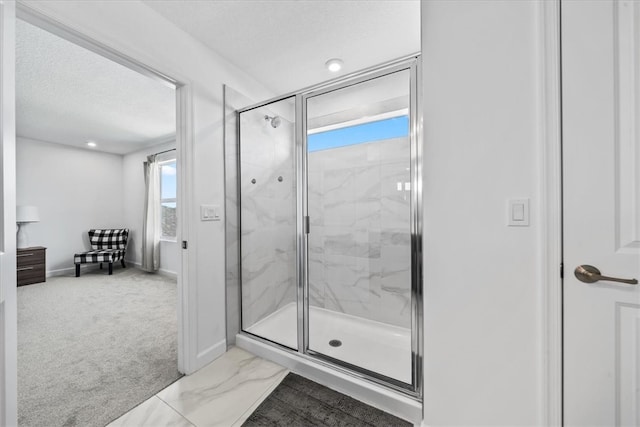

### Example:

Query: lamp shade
xmin=17 ymin=205 xmax=39 ymax=223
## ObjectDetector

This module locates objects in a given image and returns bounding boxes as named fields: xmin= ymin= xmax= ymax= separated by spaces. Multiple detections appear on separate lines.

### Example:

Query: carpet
xmin=17 ymin=267 xmax=182 ymax=427
xmin=242 ymin=373 xmax=412 ymax=427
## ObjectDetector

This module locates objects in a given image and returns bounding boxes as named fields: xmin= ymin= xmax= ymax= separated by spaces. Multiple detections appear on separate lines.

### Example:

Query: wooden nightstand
xmin=17 ymin=246 xmax=46 ymax=286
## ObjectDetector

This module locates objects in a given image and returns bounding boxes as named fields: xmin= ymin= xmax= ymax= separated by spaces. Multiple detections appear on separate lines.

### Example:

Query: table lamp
xmin=16 ymin=205 xmax=39 ymax=249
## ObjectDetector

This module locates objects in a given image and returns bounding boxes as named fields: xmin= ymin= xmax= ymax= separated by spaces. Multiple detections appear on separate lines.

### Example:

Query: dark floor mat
xmin=242 ymin=373 xmax=412 ymax=427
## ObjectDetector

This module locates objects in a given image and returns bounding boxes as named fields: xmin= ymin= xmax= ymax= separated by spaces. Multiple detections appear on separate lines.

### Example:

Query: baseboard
xmin=125 ymin=260 xmax=177 ymax=280
xmin=191 ymin=339 xmax=227 ymax=374
xmin=127 ymin=260 xmax=142 ymax=269
xmin=47 ymin=264 xmax=99 ymax=278
xmin=47 ymin=267 xmax=74 ymax=278
xmin=46 ymin=261 xmax=159 ymax=278
xmin=158 ymin=269 xmax=177 ymax=280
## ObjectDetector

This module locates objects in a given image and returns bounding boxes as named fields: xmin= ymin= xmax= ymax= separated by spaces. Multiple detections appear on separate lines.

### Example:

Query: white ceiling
xmin=15 ymin=1 xmax=419 ymax=155
xmin=143 ymin=0 xmax=421 ymax=95
xmin=16 ymin=19 xmax=176 ymax=155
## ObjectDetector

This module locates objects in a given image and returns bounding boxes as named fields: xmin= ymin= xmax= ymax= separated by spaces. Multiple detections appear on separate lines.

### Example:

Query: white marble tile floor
xmin=107 ymin=347 xmax=288 ymax=427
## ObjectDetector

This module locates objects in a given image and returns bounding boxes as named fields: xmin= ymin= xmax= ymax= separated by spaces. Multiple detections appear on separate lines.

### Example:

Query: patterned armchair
xmin=74 ymin=229 xmax=129 ymax=277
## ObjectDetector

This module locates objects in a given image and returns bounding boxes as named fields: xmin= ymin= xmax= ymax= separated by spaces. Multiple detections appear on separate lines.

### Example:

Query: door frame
xmin=0 ymin=5 xmax=196 ymax=423
xmin=539 ymin=0 xmax=563 ymax=425
xmin=15 ymin=0 xmax=195 ymax=372
xmin=0 ymin=0 xmax=17 ymax=424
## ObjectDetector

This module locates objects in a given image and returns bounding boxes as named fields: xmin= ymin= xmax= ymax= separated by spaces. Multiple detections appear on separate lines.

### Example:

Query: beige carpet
xmin=17 ymin=267 xmax=181 ymax=427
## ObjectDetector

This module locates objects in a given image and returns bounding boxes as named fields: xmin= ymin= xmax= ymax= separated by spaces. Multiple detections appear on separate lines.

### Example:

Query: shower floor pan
xmin=245 ymin=302 xmax=412 ymax=384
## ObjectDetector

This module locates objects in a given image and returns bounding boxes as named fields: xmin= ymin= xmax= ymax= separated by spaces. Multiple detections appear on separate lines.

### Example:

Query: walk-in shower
xmin=232 ymin=57 xmax=421 ymax=412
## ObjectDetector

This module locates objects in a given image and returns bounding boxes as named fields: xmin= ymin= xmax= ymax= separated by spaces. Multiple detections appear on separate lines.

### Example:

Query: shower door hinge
xmin=304 ymin=216 xmax=310 ymax=234
xmin=182 ymin=241 xmax=188 ymax=249
xmin=560 ymin=262 xmax=564 ymax=279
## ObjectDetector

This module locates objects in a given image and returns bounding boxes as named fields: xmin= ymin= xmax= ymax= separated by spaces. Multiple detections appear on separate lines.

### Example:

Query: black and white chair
xmin=74 ymin=229 xmax=129 ymax=277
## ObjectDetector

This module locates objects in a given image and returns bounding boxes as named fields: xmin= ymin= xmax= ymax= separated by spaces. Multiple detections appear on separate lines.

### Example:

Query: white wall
xmin=16 ymin=137 xmax=181 ymax=277
xmin=16 ymin=137 xmax=124 ymax=275
xmin=421 ymin=1 xmax=542 ymax=425
xmin=159 ymin=240 xmax=179 ymax=277
xmin=122 ymin=142 xmax=179 ymax=277
xmin=20 ymin=0 xmax=273 ymax=373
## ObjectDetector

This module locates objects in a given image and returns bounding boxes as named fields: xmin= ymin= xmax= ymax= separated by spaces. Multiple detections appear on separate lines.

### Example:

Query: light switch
xmin=508 ymin=199 xmax=529 ymax=226
xmin=513 ymin=203 xmax=525 ymax=221
xmin=201 ymin=204 xmax=221 ymax=221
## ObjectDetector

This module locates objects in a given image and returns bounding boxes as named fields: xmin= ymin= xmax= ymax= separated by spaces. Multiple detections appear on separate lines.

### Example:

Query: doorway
xmin=13 ymin=5 xmax=189 ymax=426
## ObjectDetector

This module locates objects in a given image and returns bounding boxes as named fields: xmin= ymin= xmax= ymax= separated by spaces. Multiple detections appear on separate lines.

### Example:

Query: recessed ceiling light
xmin=325 ymin=58 xmax=343 ymax=73
xmin=86 ymin=141 xmax=97 ymax=148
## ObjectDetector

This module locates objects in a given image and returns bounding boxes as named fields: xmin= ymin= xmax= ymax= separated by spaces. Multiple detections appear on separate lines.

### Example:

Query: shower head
xmin=264 ymin=115 xmax=281 ymax=128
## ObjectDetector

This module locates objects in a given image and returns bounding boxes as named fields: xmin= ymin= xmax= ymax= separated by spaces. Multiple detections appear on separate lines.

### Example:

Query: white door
xmin=0 ymin=0 xmax=17 ymax=425
xmin=563 ymin=1 xmax=640 ymax=425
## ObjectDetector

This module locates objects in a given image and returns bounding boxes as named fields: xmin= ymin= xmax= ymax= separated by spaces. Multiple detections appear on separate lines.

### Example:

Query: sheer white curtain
xmin=142 ymin=154 xmax=160 ymax=272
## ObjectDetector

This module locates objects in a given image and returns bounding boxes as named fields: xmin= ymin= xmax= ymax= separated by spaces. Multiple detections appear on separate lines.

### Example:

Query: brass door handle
xmin=574 ymin=265 xmax=638 ymax=285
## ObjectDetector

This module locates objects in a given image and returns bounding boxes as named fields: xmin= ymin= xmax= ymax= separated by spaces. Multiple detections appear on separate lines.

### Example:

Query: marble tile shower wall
xmin=308 ymin=137 xmax=412 ymax=329
xmin=240 ymin=109 xmax=297 ymax=328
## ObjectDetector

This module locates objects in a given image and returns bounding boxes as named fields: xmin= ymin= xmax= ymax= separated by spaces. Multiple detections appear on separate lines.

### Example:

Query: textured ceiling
xmin=16 ymin=1 xmax=418 ymax=155
xmin=143 ymin=0 xmax=420 ymax=95
xmin=16 ymin=19 xmax=176 ymax=155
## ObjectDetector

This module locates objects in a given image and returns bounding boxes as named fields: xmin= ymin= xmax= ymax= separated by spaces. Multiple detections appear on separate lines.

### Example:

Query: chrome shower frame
xmin=236 ymin=54 xmax=423 ymax=399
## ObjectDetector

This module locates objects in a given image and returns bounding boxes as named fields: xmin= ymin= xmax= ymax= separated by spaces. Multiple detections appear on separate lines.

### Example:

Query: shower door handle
xmin=304 ymin=216 xmax=310 ymax=234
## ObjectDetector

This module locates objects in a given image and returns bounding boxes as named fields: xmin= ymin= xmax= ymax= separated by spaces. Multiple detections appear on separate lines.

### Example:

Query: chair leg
xmin=121 ymin=259 xmax=126 ymax=268
xmin=75 ymin=264 xmax=80 ymax=277
xmin=108 ymin=262 xmax=113 ymax=275
xmin=100 ymin=262 xmax=103 ymax=269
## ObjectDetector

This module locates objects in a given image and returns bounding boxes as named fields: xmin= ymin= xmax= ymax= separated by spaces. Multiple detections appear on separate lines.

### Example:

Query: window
xmin=307 ymin=114 xmax=409 ymax=152
xmin=160 ymin=159 xmax=177 ymax=240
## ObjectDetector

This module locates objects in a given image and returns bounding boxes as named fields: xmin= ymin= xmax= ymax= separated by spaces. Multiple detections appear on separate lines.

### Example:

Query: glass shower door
xmin=239 ymin=96 xmax=298 ymax=349
xmin=305 ymin=69 xmax=414 ymax=385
